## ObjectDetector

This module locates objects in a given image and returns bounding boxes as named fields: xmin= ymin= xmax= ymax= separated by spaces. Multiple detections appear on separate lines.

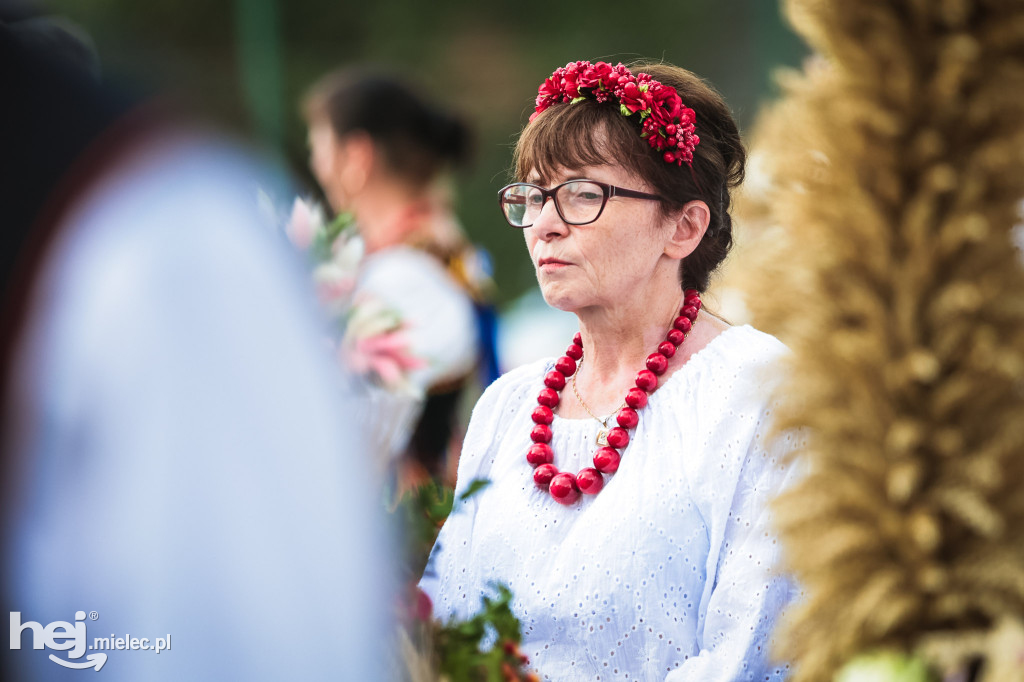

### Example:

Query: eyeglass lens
xmin=501 ymin=181 xmax=605 ymax=227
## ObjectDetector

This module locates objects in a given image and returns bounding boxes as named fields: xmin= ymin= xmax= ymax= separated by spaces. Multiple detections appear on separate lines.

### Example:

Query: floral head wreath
xmin=531 ymin=61 xmax=700 ymax=167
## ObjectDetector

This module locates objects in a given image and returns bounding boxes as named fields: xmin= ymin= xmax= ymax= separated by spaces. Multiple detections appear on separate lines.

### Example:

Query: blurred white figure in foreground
xmin=1 ymin=16 xmax=391 ymax=679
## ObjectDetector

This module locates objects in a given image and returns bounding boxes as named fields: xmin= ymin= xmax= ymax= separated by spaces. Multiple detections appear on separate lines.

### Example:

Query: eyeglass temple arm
xmin=608 ymin=186 xmax=660 ymax=201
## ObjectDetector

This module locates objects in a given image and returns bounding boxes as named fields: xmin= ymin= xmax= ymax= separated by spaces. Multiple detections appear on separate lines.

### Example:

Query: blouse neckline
xmin=550 ymin=324 xmax=750 ymax=425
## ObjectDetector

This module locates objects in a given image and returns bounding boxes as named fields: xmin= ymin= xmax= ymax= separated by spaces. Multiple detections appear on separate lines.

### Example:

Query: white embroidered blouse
xmin=420 ymin=324 xmax=800 ymax=681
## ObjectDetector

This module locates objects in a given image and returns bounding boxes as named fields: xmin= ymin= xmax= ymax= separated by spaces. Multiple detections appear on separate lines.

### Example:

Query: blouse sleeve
xmin=667 ymin=404 xmax=802 ymax=682
xmin=418 ymin=360 xmax=545 ymax=620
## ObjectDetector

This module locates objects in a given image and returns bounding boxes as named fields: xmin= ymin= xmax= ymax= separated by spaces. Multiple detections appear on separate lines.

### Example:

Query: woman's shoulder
xmin=657 ymin=324 xmax=789 ymax=422
xmin=359 ymin=245 xmax=453 ymax=290
xmin=705 ymin=324 xmax=788 ymax=366
xmin=453 ymin=358 xmax=551 ymax=487
xmin=685 ymin=324 xmax=788 ymax=389
xmin=474 ymin=357 xmax=552 ymax=413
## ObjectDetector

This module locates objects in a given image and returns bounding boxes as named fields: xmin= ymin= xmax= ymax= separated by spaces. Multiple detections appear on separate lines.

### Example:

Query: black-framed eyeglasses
xmin=497 ymin=179 xmax=664 ymax=228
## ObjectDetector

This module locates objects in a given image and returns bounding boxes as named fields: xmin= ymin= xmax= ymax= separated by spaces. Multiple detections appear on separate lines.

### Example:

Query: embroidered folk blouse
xmin=420 ymin=325 xmax=800 ymax=681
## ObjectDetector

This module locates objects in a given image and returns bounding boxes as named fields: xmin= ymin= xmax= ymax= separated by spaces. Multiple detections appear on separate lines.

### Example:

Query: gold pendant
xmin=596 ymin=429 xmax=608 ymax=446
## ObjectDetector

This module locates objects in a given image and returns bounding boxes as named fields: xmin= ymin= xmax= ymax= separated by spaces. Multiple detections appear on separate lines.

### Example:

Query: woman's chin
xmin=538 ymin=286 xmax=583 ymax=314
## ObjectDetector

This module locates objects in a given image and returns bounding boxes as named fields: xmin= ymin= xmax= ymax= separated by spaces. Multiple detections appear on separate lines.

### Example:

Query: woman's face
xmin=523 ymin=162 xmax=678 ymax=313
xmin=307 ymin=119 xmax=344 ymax=210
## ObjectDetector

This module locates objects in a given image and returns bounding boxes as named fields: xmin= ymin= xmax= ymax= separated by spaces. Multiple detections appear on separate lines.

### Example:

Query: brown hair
xmin=304 ymin=67 xmax=472 ymax=190
xmin=513 ymin=61 xmax=745 ymax=292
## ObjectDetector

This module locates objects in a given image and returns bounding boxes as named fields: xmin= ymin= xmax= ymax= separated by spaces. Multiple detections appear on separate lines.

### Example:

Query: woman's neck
xmin=350 ymin=183 xmax=430 ymax=254
xmin=562 ymin=274 xmax=685 ymax=419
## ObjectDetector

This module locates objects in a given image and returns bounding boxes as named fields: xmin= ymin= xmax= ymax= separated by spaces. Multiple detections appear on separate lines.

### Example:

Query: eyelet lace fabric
xmin=420 ymin=325 xmax=801 ymax=681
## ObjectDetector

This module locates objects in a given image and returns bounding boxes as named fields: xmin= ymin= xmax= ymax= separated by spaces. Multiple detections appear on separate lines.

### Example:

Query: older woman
xmin=420 ymin=60 xmax=798 ymax=681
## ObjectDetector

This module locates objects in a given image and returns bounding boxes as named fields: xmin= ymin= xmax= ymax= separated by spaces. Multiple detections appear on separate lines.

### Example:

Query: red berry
xmin=565 ymin=344 xmax=583 ymax=360
xmin=666 ymin=124 xmax=677 ymax=135
xmin=593 ymin=447 xmax=621 ymax=473
xmin=577 ymin=467 xmax=604 ymax=494
xmin=526 ymin=443 xmax=554 ymax=466
xmin=555 ymin=355 xmax=577 ymax=376
xmin=549 ymin=473 xmax=580 ymax=504
xmin=673 ymin=316 xmax=692 ymax=333
xmin=646 ymin=352 xmax=668 ymax=375
xmin=411 ymin=586 xmax=433 ymax=622
xmin=538 ymin=388 xmax=560 ymax=408
xmin=544 ymin=371 xmax=566 ymax=390
xmin=658 ymin=341 xmax=676 ymax=358
xmin=533 ymin=464 xmax=558 ymax=488
xmin=532 ymin=405 xmax=554 ymax=425
xmin=663 ymin=151 xmax=676 ymax=163
xmin=635 ymin=369 xmax=658 ymax=392
xmin=625 ymin=387 xmax=648 ymax=409
xmin=666 ymin=328 xmax=685 ymax=346
xmin=606 ymin=427 xmax=629 ymax=448
xmin=530 ymin=424 xmax=552 ymax=443
xmin=616 ymin=407 xmax=639 ymax=429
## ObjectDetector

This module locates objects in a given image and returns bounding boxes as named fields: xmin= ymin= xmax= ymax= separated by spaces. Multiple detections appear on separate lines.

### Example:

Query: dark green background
xmin=46 ymin=0 xmax=807 ymax=305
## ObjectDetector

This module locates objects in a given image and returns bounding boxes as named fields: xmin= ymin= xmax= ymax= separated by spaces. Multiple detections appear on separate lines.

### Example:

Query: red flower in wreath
xmin=528 ymin=60 xmax=700 ymax=167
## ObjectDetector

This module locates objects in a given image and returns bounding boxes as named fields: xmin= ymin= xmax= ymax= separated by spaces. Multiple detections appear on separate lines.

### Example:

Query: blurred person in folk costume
xmin=302 ymin=68 xmax=499 ymax=496
xmin=1 ymin=6 xmax=391 ymax=680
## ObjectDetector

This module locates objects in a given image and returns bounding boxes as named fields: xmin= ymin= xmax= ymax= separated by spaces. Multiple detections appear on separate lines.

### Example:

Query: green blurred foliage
xmin=44 ymin=0 xmax=806 ymax=305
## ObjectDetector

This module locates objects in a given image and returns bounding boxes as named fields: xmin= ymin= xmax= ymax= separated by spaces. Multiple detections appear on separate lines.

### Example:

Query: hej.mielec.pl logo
xmin=10 ymin=611 xmax=171 ymax=671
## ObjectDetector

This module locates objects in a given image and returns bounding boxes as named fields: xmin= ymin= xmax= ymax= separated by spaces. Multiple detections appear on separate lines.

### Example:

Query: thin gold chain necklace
xmin=570 ymin=306 xmax=696 ymax=446
xmin=527 ymin=290 xmax=703 ymax=505
xmin=571 ymin=356 xmax=626 ymax=446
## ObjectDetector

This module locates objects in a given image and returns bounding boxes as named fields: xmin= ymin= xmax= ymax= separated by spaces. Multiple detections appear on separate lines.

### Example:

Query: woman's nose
xmin=529 ymin=196 xmax=568 ymax=241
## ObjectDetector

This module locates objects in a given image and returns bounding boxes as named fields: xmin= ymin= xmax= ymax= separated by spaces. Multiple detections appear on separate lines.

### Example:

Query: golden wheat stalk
xmin=735 ymin=1 xmax=1024 ymax=679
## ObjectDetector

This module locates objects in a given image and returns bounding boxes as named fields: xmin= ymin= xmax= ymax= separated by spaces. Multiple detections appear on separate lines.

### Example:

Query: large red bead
xmin=646 ymin=352 xmax=668 ymax=375
xmin=606 ymin=427 xmax=630 ymax=449
xmin=555 ymin=355 xmax=577 ymax=376
xmin=636 ymin=369 xmax=658 ymax=392
xmin=681 ymin=305 xmax=699 ymax=321
xmin=544 ymin=371 xmax=566 ymax=390
xmin=673 ymin=316 xmax=692 ymax=333
xmin=565 ymin=344 xmax=583 ymax=360
xmin=683 ymin=288 xmax=699 ymax=299
xmin=593 ymin=447 xmax=621 ymax=473
xmin=549 ymin=473 xmax=580 ymax=505
xmin=533 ymin=463 xmax=559 ymax=488
xmin=532 ymin=405 xmax=554 ymax=425
xmin=530 ymin=424 xmax=553 ymax=443
xmin=625 ymin=387 xmax=648 ymax=409
xmin=577 ymin=468 xmax=604 ymax=494
xmin=684 ymin=296 xmax=701 ymax=311
xmin=666 ymin=328 xmax=685 ymax=346
xmin=616 ymin=407 xmax=639 ymax=429
xmin=526 ymin=443 xmax=554 ymax=466
xmin=658 ymin=341 xmax=676 ymax=358
xmin=573 ymin=332 xmax=583 ymax=347
xmin=537 ymin=388 xmax=560 ymax=408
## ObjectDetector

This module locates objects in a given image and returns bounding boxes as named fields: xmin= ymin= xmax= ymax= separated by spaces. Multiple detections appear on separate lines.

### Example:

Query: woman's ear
xmin=664 ymin=199 xmax=710 ymax=260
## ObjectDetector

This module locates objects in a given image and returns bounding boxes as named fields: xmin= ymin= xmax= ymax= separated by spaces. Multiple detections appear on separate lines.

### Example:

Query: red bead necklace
xmin=527 ymin=289 xmax=702 ymax=505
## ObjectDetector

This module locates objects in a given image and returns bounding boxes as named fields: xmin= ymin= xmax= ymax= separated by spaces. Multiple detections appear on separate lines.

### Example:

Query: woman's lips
xmin=538 ymin=258 xmax=571 ymax=270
